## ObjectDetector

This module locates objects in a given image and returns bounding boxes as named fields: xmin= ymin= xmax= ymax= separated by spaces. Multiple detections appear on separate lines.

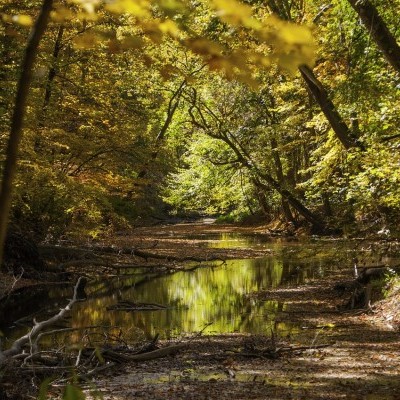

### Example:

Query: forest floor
xmin=87 ymin=222 xmax=400 ymax=400
xmin=1 ymin=221 xmax=400 ymax=399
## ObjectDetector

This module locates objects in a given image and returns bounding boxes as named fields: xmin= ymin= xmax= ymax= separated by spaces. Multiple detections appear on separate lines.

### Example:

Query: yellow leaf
xmin=73 ymin=32 xmax=99 ymax=49
xmin=158 ymin=20 xmax=180 ymax=37
xmin=69 ymin=0 xmax=101 ymax=14
xmin=12 ymin=14 xmax=33 ymax=27
xmin=105 ymin=0 xmax=150 ymax=17
xmin=186 ymin=38 xmax=223 ymax=56
xmin=51 ymin=6 xmax=74 ymax=22
xmin=211 ymin=0 xmax=252 ymax=26
xmin=279 ymin=23 xmax=314 ymax=45
xmin=211 ymin=0 xmax=262 ymax=30
xmin=141 ymin=21 xmax=163 ymax=43
xmin=235 ymin=73 xmax=259 ymax=90
xmin=120 ymin=35 xmax=144 ymax=49
xmin=158 ymin=0 xmax=187 ymax=14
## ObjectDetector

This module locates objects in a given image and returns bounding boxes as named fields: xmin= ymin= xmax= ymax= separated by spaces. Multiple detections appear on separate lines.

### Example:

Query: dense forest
xmin=1 ymin=2 xmax=400 ymax=399
xmin=1 ymin=0 xmax=399 ymax=244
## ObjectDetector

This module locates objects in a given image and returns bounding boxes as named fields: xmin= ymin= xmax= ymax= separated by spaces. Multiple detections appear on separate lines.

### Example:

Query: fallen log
xmin=102 ymin=343 xmax=186 ymax=362
xmin=106 ymin=301 xmax=168 ymax=311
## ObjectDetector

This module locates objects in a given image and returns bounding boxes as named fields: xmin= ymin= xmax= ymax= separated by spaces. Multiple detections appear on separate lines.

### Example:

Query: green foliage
xmin=383 ymin=273 xmax=400 ymax=299
xmin=1 ymin=0 xmax=400 ymax=239
xmin=62 ymin=384 xmax=86 ymax=400
xmin=346 ymin=145 xmax=400 ymax=224
xmin=37 ymin=378 xmax=53 ymax=400
xmin=162 ymin=135 xmax=252 ymax=216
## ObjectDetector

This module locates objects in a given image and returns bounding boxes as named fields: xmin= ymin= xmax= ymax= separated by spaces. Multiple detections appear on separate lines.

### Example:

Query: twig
xmin=75 ymin=348 xmax=83 ymax=367
xmin=35 ymin=325 xmax=119 ymax=344
xmin=4 ymin=268 xmax=25 ymax=297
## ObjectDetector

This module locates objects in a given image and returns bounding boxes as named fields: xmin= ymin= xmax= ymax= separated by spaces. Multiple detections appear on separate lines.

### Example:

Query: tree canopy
xmin=1 ymin=0 xmax=399 ymax=246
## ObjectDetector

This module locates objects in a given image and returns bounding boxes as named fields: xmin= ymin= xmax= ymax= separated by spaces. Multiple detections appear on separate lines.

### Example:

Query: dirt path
xmin=82 ymin=223 xmax=400 ymax=400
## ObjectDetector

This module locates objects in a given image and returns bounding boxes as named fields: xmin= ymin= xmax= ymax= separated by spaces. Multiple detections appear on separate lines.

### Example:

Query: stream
xmin=1 ymin=234 xmax=366 ymax=347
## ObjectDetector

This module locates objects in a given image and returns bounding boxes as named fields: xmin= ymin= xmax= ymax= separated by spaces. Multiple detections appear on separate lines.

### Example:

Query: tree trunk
xmin=264 ymin=2 xmax=363 ymax=151
xmin=224 ymin=134 xmax=325 ymax=231
xmin=136 ymin=80 xmax=186 ymax=181
xmin=270 ymin=138 xmax=295 ymax=223
xmin=347 ymin=0 xmax=400 ymax=74
xmin=253 ymin=174 xmax=324 ymax=232
xmin=0 ymin=0 xmax=54 ymax=268
xmin=299 ymin=65 xmax=361 ymax=150
xmin=39 ymin=25 xmax=64 ymax=125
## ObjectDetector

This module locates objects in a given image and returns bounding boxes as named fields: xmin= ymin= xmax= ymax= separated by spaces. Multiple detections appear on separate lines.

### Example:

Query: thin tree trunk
xmin=224 ymin=134 xmax=324 ymax=231
xmin=0 ymin=0 xmax=54 ymax=268
xmin=270 ymin=138 xmax=295 ymax=223
xmin=299 ymin=65 xmax=361 ymax=150
xmin=250 ymin=177 xmax=270 ymax=216
xmin=137 ymin=80 xmax=186 ymax=180
xmin=347 ymin=0 xmax=400 ymax=74
xmin=39 ymin=25 xmax=64 ymax=125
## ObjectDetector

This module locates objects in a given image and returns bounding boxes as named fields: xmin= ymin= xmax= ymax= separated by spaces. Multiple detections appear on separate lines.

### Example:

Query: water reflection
xmin=59 ymin=258 xmax=298 ymax=341
xmin=3 ymin=234 xmax=354 ymax=346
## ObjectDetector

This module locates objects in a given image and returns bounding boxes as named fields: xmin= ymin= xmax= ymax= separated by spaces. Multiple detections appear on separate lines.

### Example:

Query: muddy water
xmin=2 ymin=235 xmax=355 ymax=347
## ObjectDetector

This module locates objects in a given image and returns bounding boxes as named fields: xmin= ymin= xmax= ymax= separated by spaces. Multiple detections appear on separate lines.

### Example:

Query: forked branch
xmin=0 ymin=277 xmax=86 ymax=366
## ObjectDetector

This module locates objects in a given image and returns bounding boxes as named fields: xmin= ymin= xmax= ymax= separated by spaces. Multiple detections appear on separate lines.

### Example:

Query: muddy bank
xmin=1 ymin=222 xmax=400 ymax=399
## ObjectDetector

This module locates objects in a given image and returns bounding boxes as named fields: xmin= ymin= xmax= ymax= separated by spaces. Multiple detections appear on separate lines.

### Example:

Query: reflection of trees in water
xmin=69 ymin=254 xmax=326 ymax=338
xmin=7 ymin=241 xmax=356 ymax=344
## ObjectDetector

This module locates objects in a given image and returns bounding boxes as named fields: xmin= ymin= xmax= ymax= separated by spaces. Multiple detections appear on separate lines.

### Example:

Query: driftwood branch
xmin=102 ymin=343 xmax=186 ymax=362
xmin=0 ymin=277 xmax=86 ymax=366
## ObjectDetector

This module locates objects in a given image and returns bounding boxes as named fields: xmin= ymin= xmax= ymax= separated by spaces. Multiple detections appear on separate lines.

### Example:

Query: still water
xmin=3 ymin=234 xmax=355 ymax=346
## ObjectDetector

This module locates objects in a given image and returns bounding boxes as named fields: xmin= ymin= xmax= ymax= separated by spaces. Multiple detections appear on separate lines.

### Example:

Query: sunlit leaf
xmin=141 ymin=21 xmax=164 ymax=43
xmin=158 ymin=0 xmax=187 ymax=15
xmin=69 ymin=0 xmax=101 ymax=14
xmin=51 ymin=6 xmax=75 ymax=22
xmin=185 ymin=38 xmax=224 ymax=56
xmin=12 ymin=14 xmax=33 ymax=27
xmin=105 ymin=0 xmax=151 ymax=17
xmin=211 ymin=0 xmax=252 ymax=25
xmin=158 ymin=20 xmax=180 ymax=37
xmin=73 ymin=32 xmax=99 ymax=49
xmin=278 ymin=23 xmax=314 ymax=45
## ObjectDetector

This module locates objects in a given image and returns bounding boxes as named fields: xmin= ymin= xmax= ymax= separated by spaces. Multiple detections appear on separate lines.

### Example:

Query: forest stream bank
xmin=1 ymin=222 xmax=400 ymax=399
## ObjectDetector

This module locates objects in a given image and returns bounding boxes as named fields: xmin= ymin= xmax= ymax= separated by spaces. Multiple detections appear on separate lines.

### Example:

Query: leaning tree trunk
xmin=299 ymin=65 xmax=362 ymax=150
xmin=136 ymin=79 xmax=186 ymax=180
xmin=0 ymin=0 xmax=54 ymax=268
xmin=224 ymin=134 xmax=325 ymax=232
xmin=346 ymin=0 xmax=400 ymax=74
